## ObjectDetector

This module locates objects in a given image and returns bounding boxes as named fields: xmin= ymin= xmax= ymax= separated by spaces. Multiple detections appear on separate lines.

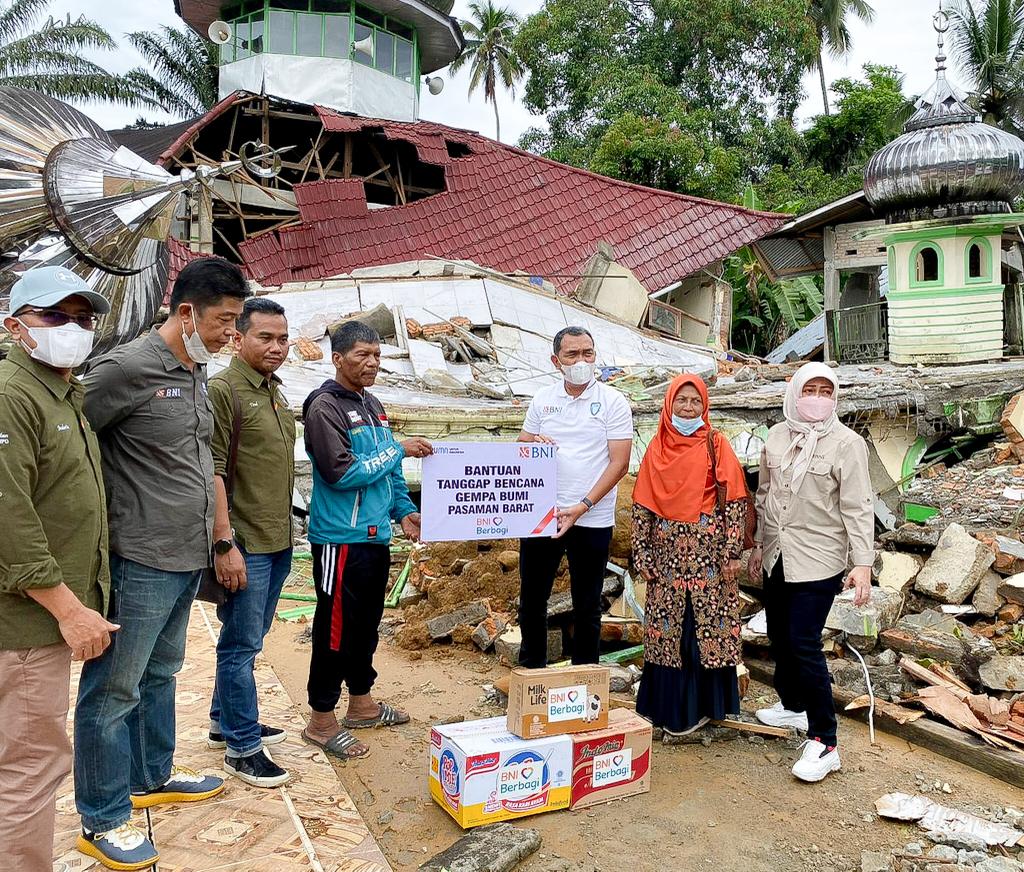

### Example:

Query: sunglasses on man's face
xmin=19 ymin=307 xmax=99 ymax=331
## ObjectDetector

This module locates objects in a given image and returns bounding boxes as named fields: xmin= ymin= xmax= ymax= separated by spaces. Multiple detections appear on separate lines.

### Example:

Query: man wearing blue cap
xmin=0 ymin=266 xmax=118 ymax=872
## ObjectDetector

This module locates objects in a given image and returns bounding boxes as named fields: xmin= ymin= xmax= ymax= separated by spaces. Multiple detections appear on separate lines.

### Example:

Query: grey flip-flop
xmin=301 ymin=728 xmax=369 ymax=760
xmin=342 ymin=702 xmax=410 ymax=729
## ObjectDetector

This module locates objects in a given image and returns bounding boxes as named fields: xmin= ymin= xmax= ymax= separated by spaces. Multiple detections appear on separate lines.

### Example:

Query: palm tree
xmin=809 ymin=0 xmax=876 ymax=115
xmin=0 ymin=0 xmax=137 ymax=105
xmin=123 ymin=25 xmax=219 ymax=120
xmin=948 ymin=0 xmax=1024 ymax=133
xmin=448 ymin=2 xmax=524 ymax=142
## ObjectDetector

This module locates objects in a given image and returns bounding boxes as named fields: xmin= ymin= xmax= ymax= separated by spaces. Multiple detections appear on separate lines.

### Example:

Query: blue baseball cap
xmin=8 ymin=266 xmax=111 ymax=316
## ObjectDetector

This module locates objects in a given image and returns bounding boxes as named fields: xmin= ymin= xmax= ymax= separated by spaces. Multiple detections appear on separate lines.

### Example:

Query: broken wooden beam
xmin=711 ymin=718 xmax=791 ymax=738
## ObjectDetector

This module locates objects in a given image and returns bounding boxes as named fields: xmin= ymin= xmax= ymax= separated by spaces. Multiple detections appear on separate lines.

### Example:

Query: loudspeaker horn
xmin=208 ymin=20 xmax=232 ymax=45
xmin=352 ymin=35 xmax=375 ymax=60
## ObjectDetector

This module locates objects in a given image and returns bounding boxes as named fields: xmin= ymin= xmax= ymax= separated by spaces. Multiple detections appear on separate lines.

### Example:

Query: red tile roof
xmin=162 ymin=94 xmax=788 ymax=294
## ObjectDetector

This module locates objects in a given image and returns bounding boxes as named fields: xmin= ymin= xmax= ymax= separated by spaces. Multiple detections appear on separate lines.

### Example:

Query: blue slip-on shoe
xmin=77 ymin=822 xmax=159 ymax=871
xmin=130 ymin=764 xmax=225 ymax=809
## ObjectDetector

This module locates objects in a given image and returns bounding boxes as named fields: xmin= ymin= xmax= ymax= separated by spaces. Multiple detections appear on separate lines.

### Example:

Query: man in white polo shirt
xmin=517 ymin=326 xmax=633 ymax=667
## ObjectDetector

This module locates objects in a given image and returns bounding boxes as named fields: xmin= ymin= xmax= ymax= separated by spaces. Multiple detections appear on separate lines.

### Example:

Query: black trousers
xmin=307 ymin=542 xmax=391 ymax=712
xmin=518 ymin=525 xmax=612 ymax=668
xmin=761 ymin=559 xmax=843 ymax=747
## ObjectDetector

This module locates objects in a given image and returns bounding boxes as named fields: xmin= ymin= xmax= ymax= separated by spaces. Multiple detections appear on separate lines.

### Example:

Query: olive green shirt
xmin=0 ymin=347 xmax=109 ymax=650
xmin=211 ymin=356 xmax=296 ymax=554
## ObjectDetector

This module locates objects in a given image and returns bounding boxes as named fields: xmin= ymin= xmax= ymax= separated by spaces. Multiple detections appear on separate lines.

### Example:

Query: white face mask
xmin=181 ymin=307 xmax=213 ymax=364
xmin=18 ymin=321 xmax=94 ymax=369
xmin=561 ymin=361 xmax=594 ymax=386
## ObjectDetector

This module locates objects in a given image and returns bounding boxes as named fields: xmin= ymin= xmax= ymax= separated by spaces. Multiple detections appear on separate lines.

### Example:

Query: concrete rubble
xmin=418 ymin=822 xmax=542 ymax=872
xmin=915 ymin=524 xmax=996 ymax=605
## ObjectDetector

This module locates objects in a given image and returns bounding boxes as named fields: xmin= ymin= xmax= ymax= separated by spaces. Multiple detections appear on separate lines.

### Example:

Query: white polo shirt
xmin=523 ymin=379 xmax=634 ymax=528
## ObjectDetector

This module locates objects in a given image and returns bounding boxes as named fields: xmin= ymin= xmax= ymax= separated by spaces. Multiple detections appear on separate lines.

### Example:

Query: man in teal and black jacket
xmin=300 ymin=321 xmax=432 ymax=761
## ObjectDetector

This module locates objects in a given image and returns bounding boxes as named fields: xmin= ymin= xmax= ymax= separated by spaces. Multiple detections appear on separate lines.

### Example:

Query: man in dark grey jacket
xmin=74 ymin=258 xmax=249 ymax=871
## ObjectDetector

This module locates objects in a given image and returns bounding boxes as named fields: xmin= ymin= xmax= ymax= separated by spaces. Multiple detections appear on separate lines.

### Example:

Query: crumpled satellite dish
xmin=0 ymin=86 xmax=286 ymax=356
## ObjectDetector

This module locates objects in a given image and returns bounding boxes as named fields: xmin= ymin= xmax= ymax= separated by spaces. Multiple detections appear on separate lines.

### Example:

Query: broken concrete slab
xmin=399 ymin=580 xmax=425 ymax=608
xmin=825 ymin=587 xmax=903 ymax=651
xmin=915 ymin=524 xmax=995 ymax=604
xmin=881 ymin=524 xmax=941 ymax=550
xmin=876 ymin=551 xmax=925 ymax=594
xmin=973 ymin=570 xmax=1007 ymax=617
xmin=997 ymin=573 xmax=1024 ymax=606
xmin=426 ymin=601 xmax=490 ymax=641
xmin=609 ymin=665 xmax=641 ymax=694
xmin=418 ymin=822 xmax=541 ymax=872
xmin=493 ymin=625 xmax=562 ymax=665
xmin=978 ymin=656 xmax=1024 ymax=692
xmin=472 ymin=614 xmax=508 ymax=652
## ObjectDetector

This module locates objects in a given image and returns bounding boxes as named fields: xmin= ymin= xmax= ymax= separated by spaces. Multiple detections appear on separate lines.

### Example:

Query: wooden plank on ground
xmin=746 ymin=658 xmax=1024 ymax=790
xmin=711 ymin=718 xmax=791 ymax=738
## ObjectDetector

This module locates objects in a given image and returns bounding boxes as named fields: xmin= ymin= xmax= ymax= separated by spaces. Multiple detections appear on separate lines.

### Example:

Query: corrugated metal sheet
xmin=765 ymin=313 xmax=826 ymax=364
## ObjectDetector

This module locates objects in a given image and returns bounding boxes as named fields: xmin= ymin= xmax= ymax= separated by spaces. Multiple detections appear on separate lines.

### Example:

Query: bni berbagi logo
xmin=497 ymin=750 xmax=550 ymax=811
xmin=592 ymin=747 xmax=633 ymax=787
xmin=547 ymin=684 xmax=587 ymax=721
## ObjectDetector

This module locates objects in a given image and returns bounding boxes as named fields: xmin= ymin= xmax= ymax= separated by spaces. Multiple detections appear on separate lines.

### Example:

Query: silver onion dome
xmin=864 ymin=6 xmax=1024 ymax=222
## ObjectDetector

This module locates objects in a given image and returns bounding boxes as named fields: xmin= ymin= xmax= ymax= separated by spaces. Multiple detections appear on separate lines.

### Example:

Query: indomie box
xmin=506 ymin=665 xmax=610 ymax=738
xmin=569 ymin=708 xmax=653 ymax=810
xmin=428 ymin=716 xmax=572 ymax=829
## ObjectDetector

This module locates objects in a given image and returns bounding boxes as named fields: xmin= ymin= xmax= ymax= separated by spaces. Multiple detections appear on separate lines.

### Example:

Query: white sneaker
xmin=792 ymin=739 xmax=841 ymax=783
xmin=755 ymin=700 xmax=809 ymax=731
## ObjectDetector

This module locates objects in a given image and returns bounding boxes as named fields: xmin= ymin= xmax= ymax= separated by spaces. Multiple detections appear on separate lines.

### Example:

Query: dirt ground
xmin=263 ymin=622 xmax=1023 ymax=872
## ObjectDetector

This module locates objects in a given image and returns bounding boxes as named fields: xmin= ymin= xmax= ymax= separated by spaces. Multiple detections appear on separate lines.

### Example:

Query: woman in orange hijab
xmin=633 ymin=374 xmax=750 ymax=735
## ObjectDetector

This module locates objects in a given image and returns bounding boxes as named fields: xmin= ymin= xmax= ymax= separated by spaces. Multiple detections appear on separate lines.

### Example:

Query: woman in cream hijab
xmin=748 ymin=363 xmax=874 ymax=783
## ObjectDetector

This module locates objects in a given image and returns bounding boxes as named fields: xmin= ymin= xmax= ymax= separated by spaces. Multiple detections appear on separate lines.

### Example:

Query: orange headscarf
xmin=632 ymin=374 xmax=749 ymax=523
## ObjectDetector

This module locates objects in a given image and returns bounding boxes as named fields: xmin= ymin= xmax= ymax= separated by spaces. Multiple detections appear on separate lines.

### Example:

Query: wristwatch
xmin=213 ymin=536 xmax=235 ymax=556
xmin=580 ymin=497 xmax=594 ymax=511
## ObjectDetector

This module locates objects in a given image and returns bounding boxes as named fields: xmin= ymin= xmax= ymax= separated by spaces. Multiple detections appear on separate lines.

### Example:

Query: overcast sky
xmin=52 ymin=0 xmax=948 ymax=141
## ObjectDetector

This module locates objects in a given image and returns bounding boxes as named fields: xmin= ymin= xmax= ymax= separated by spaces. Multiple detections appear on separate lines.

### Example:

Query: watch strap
xmin=581 ymin=497 xmax=594 ymax=510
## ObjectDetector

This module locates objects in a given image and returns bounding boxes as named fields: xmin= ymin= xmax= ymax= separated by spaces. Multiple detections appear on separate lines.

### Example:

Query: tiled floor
xmin=53 ymin=602 xmax=392 ymax=872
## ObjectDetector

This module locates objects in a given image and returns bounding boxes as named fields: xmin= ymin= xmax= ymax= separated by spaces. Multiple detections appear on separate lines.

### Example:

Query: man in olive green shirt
xmin=0 ymin=267 xmax=117 ymax=872
xmin=207 ymin=298 xmax=297 ymax=789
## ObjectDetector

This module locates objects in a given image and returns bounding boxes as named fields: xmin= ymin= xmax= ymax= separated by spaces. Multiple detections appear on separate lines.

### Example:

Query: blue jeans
xmin=74 ymin=554 xmax=201 ymax=832
xmin=209 ymin=547 xmax=292 ymax=756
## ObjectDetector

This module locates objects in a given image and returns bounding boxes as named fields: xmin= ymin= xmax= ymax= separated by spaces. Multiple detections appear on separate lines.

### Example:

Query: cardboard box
xmin=428 ymin=716 xmax=572 ymax=829
xmin=569 ymin=708 xmax=653 ymax=809
xmin=506 ymin=665 xmax=611 ymax=738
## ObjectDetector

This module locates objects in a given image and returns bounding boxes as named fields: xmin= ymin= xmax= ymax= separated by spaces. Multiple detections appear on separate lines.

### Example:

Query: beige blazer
xmin=754 ymin=420 xmax=874 ymax=582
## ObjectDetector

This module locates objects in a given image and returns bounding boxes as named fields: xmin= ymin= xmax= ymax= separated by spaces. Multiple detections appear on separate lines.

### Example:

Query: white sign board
xmin=420 ymin=442 xmax=558 ymax=542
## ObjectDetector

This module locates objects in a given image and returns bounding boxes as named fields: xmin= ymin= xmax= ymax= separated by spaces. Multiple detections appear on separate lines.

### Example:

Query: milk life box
xmin=428 ymin=716 xmax=572 ymax=829
xmin=569 ymin=708 xmax=653 ymax=809
xmin=506 ymin=665 xmax=610 ymax=738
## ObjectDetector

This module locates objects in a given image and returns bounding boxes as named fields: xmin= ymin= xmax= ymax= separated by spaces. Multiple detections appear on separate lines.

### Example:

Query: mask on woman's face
xmin=671 ymin=414 xmax=704 ymax=436
xmin=796 ymin=394 xmax=835 ymax=423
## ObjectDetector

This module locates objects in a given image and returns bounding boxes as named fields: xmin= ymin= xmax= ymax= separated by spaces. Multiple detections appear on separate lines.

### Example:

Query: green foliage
xmin=948 ymin=0 xmax=1024 ymax=134
xmin=0 ymin=0 xmax=138 ymax=105
xmin=728 ymin=250 xmax=825 ymax=357
xmin=516 ymin=0 xmax=818 ymax=194
xmin=450 ymin=2 xmax=525 ymax=142
xmin=804 ymin=65 xmax=910 ymax=174
xmin=123 ymin=25 xmax=218 ymax=120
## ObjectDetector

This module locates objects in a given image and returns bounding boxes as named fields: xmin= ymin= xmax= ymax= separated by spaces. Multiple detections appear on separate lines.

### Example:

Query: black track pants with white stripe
xmin=307 ymin=542 xmax=391 ymax=711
